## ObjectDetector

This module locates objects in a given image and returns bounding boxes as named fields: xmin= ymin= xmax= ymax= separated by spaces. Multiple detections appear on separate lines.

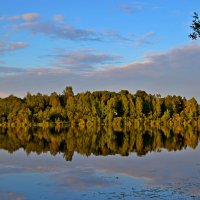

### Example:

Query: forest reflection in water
xmin=0 ymin=125 xmax=199 ymax=161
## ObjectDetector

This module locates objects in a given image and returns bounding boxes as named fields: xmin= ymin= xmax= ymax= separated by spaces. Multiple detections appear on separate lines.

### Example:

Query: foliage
xmin=0 ymin=86 xmax=199 ymax=128
xmin=189 ymin=12 xmax=200 ymax=40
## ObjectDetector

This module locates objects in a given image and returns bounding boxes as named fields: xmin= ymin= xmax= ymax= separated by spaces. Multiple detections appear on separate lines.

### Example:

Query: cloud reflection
xmin=0 ymin=190 xmax=25 ymax=200
xmin=0 ymin=145 xmax=200 ymax=198
xmin=52 ymin=167 xmax=116 ymax=191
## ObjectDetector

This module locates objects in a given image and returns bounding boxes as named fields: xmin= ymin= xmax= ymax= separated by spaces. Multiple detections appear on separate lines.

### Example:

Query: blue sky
xmin=0 ymin=0 xmax=200 ymax=100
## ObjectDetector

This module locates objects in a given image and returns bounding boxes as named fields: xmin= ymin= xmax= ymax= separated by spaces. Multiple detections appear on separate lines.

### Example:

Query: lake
xmin=0 ymin=126 xmax=200 ymax=200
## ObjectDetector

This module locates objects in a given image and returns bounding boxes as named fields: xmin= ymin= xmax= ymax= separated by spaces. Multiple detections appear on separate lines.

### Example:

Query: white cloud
xmin=7 ymin=13 xmax=40 ymax=22
xmin=134 ymin=32 xmax=159 ymax=47
xmin=8 ymin=15 xmax=21 ymax=21
xmin=2 ymin=13 xmax=135 ymax=43
xmin=0 ymin=13 xmax=157 ymax=46
xmin=119 ymin=3 xmax=143 ymax=14
xmin=102 ymin=30 xmax=134 ymax=41
xmin=53 ymin=49 xmax=122 ymax=71
xmin=0 ymin=41 xmax=28 ymax=54
xmin=0 ymin=44 xmax=200 ymax=100
xmin=22 ymin=13 xmax=40 ymax=21
xmin=53 ymin=15 xmax=65 ymax=23
xmin=9 ymin=42 xmax=28 ymax=50
xmin=13 ymin=20 xmax=100 ymax=41
xmin=0 ymin=66 xmax=26 ymax=74
xmin=0 ymin=16 xmax=5 ymax=21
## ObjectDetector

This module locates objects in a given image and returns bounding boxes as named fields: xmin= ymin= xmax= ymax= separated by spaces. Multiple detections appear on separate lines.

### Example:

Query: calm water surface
xmin=0 ymin=127 xmax=200 ymax=200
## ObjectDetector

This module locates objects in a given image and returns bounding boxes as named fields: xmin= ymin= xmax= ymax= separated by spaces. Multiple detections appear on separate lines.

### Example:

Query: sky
xmin=0 ymin=0 xmax=200 ymax=100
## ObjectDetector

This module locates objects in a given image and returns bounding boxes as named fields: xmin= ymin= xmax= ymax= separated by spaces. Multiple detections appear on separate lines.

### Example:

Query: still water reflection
xmin=0 ymin=126 xmax=200 ymax=200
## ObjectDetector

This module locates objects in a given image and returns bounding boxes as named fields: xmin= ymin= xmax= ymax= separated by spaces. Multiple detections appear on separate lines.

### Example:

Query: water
xmin=0 ymin=127 xmax=200 ymax=200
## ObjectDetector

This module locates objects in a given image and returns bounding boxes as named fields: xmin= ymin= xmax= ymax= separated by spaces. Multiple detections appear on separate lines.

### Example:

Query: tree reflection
xmin=0 ymin=126 xmax=199 ymax=161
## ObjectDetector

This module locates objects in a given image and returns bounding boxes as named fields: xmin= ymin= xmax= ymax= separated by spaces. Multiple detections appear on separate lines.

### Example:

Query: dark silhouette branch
xmin=189 ymin=12 xmax=200 ymax=40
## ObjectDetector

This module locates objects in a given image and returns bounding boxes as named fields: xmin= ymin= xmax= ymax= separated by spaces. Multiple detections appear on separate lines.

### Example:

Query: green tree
xmin=189 ymin=12 xmax=200 ymax=40
xmin=49 ymin=92 xmax=61 ymax=108
xmin=63 ymin=86 xmax=74 ymax=106
xmin=66 ymin=96 xmax=76 ymax=122
xmin=120 ymin=91 xmax=130 ymax=117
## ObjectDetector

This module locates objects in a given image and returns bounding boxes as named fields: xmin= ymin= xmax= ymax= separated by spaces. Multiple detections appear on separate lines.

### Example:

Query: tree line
xmin=0 ymin=86 xmax=199 ymax=128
